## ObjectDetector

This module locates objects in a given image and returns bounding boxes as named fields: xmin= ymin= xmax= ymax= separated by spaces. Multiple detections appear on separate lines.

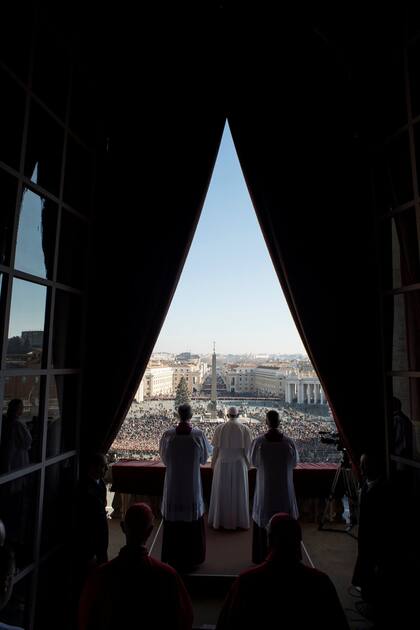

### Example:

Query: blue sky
xmin=154 ymin=123 xmax=306 ymax=355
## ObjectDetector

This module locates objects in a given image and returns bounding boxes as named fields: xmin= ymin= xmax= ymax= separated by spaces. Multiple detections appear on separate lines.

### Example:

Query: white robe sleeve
xmin=211 ymin=446 xmax=219 ymax=469
xmin=200 ymin=433 xmax=212 ymax=464
xmin=211 ymin=425 xmax=222 ymax=468
xmin=159 ymin=431 xmax=169 ymax=465
xmin=250 ymin=437 xmax=261 ymax=468
xmin=289 ymin=439 xmax=299 ymax=466
xmin=243 ymin=426 xmax=252 ymax=467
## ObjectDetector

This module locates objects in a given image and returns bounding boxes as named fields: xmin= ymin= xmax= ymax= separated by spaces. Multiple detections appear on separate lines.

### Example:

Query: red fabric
xmin=176 ymin=422 xmax=193 ymax=435
xmin=78 ymin=546 xmax=193 ymax=630
xmin=216 ymin=558 xmax=350 ymax=630
xmin=227 ymin=36 xmax=384 ymax=464
xmin=82 ymin=90 xmax=225 ymax=457
xmin=264 ymin=429 xmax=283 ymax=442
xmin=111 ymin=462 xmax=337 ymax=500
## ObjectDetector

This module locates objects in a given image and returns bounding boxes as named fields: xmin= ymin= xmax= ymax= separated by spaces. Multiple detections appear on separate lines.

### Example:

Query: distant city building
xmin=200 ymin=373 xmax=228 ymax=396
xmin=135 ymin=350 xmax=324 ymax=403
xmin=222 ymin=366 xmax=255 ymax=394
xmin=21 ymin=330 xmax=43 ymax=348
xmin=172 ymin=363 xmax=203 ymax=394
xmin=134 ymin=378 xmax=144 ymax=402
xmin=285 ymin=376 xmax=326 ymax=404
xmin=175 ymin=351 xmax=200 ymax=362
xmin=141 ymin=366 xmax=174 ymax=397
xmin=254 ymin=366 xmax=286 ymax=397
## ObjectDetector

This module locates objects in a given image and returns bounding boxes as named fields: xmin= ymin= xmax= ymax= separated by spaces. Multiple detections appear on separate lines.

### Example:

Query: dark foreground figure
xmin=79 ymin=502 xmax=193 ymax=630
xmin=217 ymin=513 xmax=349 ymax=630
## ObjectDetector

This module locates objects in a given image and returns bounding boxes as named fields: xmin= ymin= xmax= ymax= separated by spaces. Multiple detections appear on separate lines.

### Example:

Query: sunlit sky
xmin=154 ymin=123 xmax=306 ymax=356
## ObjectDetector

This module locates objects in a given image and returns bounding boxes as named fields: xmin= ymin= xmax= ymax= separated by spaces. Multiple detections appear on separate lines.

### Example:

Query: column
xmin=297 ymin=381 xmax=303 ymax=404
xmin=285 ymin=382 xmax=290 ymax=403
xmin=320 ymin=388 xmax=325 ymax=404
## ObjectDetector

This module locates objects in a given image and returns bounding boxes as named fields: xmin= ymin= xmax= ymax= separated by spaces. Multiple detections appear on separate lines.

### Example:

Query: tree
xmin=175 ymin=377 xmax=190 ymax=408
xmin=7 ymin=336 xmax=23 ymax=354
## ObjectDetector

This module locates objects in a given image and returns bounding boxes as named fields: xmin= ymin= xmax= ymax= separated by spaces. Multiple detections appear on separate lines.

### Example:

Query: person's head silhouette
xmin=121 ymin=502 xmax=154 ymax=547
xmin=267 ymin=513 xmax=302 ymax=562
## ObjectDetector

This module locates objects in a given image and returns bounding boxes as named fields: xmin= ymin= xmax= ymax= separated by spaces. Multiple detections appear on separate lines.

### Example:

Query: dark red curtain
xmin=228 ymin=29 xmax=383 ymax=463
xmin=80 ymin=17 xmax=226 ymax=455
xmin=82 ymin=114 xmax=225 ymax=455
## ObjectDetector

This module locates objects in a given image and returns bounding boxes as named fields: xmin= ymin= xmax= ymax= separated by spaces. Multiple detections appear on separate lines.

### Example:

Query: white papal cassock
xmin=250 ymin=433 xmax=299 ymax=527
xmin=208 ymin=419 xmax=252 ymax=529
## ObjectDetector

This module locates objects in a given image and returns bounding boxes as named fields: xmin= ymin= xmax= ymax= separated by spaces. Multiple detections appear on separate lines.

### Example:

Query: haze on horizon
xmin=154 ymin=123 xmax=306 ymax=357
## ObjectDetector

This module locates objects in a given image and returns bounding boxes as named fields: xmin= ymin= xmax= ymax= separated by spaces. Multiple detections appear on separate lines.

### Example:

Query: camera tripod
xmin=318 ymin=451 xmax=359 ymax=539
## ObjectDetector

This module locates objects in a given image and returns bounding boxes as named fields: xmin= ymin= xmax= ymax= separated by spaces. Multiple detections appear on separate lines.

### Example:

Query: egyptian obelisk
xmin=211 ymin=341 xmax=217 ymax=418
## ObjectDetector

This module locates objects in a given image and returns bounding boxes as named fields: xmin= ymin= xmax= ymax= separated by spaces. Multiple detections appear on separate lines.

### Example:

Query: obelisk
xmin=211 ymin=341 xmax=217 ymax=419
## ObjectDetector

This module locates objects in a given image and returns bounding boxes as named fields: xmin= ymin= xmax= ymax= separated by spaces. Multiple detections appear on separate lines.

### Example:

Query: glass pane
xmin=389 ymin=294 xmax=409 ymax=372
xmin=392 ymin=209 xmax=420 ymax=289
xmin=1 ymin=375 xmax=43 ymax=470
xmin=42 ymin=457 xmax=76 ymax=553
xmin=64 ymin=137 xmax=93 ymax=215
xmin=386 ymin=290 xmax=420 ymax=373
xmin=390 ymin=459 xmax=420 ymax=504
xmin=0 ymin=470 xmax=39 ymax=570
xmin=390 ymin=377 xmax=419 ymax=461
xmin=57 ymin=211 xmax=87 ymax=288
xmin=46 ymin=375 xmax=78 ymax=458
xmin=0 ymin=67 xmax=26 ymax=169
xmin=0 ymin=168 xmax=18 ymax=266
xmin=24 ymin=102 xmax=64 ymax=197
xmin=0 ymin=273 xmax=5 ymax=358
xmin=14 ymin=188 xmax=57 ymax=279
xmin=0 ymin=572 xmax=33 ymax=630
xmin=6 ymin=279 xmax=47 ymax=368
xmin=374 ymin=132 xmax=413 ymax=214
xmin=52 ymin=290 xmax=82 ymax=368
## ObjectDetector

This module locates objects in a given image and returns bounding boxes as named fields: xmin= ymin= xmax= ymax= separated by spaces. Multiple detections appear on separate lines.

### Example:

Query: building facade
xmin=284 ymin=377 xmax=326 ymax=404
xmin=142 ymin=367 xmax=174 ymax=397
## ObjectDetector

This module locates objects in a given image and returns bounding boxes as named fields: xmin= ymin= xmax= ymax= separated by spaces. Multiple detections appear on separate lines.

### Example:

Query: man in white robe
xmin=208 ymin=407 xmax=251 ymax=530
xmin=159 ymin=403 xmax=211 ymax=571
xmin=250 ymin=409 xmax=299 ymax=563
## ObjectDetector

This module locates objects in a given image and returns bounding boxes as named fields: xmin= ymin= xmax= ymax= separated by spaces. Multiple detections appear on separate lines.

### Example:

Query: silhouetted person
xmin=217 ymin=513 xmax=349 ymax=630
xmin=352 ymin=452 xmax=389 ymax=613
xmin=208 ymin=406 xmax=251 ymax=530
xmin=392 ymin=397 xmax=413 ymax=461
xmin=79 ymin=502 xmax=193 ymax=630
xmin=250 ymin=409 xmax=299 ymax=563
xmin=159 ymin=403 xmax=211 ymax=571
xmin=0 ymin=401 xmax=32 ymax=568
xmin=0 ymin=399 xmax=32 ymax=473
xmin=0 ymin=520 xmax=23 ymax=630
xmin=76 ymin=453 xmax=109 ymax=568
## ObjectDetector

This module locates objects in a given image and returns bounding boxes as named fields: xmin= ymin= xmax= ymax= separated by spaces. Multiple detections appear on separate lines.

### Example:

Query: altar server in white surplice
xmin=160 ymin=403 xmax=212 ymax=572
xmin=208 ymin=407 xmax=252 ymax=530
xmin=250 ymin=409 xmax=299 ymax=563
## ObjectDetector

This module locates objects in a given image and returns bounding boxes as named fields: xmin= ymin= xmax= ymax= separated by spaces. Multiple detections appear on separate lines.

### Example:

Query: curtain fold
xmin=228 ymin=40 xmax=383 ymax=463
xmin=82 ymin=98 xmax=226 ymax=455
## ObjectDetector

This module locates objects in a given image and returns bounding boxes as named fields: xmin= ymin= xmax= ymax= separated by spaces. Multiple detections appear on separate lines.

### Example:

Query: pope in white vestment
xmin=208 ymin=407 xmax=252 ymax=530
